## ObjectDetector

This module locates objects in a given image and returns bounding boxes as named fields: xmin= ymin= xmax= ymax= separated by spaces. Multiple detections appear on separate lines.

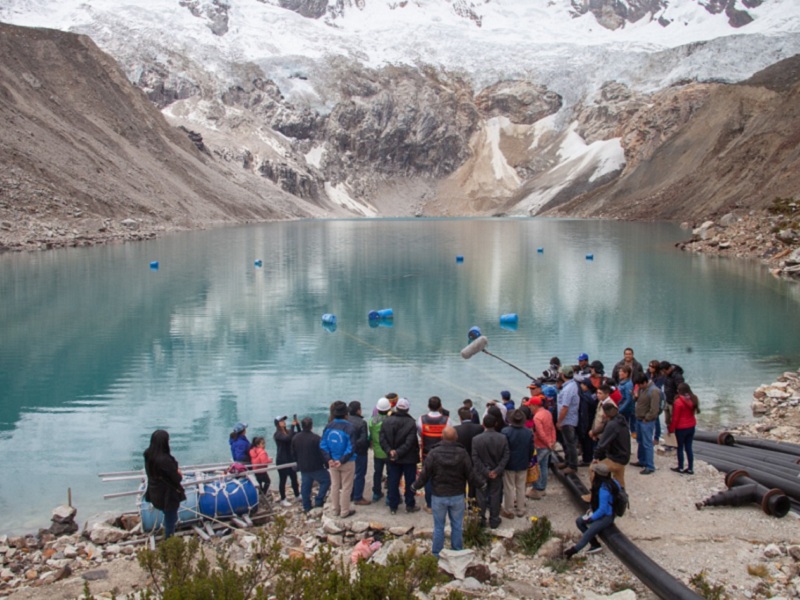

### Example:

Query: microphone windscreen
xmin=460 ymin=336 xmax=488 ymax=359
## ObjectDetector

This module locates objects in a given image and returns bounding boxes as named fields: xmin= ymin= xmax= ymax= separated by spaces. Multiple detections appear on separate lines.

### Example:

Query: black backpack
xmin=612 ymin=482 xmax=629 ymax=517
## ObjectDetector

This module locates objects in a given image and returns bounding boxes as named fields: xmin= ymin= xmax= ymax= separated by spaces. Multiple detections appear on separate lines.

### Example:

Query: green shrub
xmin=514 ymin=516 xmax=552 ymax=556
xmin=689 ymin=570 xmax=728 ymax=600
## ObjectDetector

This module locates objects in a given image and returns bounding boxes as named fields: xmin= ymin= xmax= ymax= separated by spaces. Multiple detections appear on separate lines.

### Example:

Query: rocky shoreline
xmin=2 ymin=370 xmax=800 ymax=600
xmin=677 ymin=208 xmax=800 ymax=280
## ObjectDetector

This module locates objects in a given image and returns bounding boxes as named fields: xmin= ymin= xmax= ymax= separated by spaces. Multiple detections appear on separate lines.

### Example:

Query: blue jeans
xmin=675 ymin=426 xmax=695 ymax=471
xmin=352 ymin=453 xmax=368 ymax=501
xmin=574 ymin=513 xmax=614 ymax=552
xmin=300 ymin=469 xmax=331 ymax=512
xmin=387 ymin=462 xmax=417 ymax=510
xmin=431 ymin=494 xmax=465 ymax=556
xmin=533 ymin=448 xmax=551 ymax=491
xmin=163 ymin=508 xmax=178 ymax=539
xmin=636 ymin=420 xmax=656 ymax=471
xmin=372 ymin=456 xmax=387 ymax=498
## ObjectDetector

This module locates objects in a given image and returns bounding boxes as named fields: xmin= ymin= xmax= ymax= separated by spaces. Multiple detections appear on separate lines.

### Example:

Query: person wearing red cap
xmin=528 ymin=391 xmax=556 ymax=499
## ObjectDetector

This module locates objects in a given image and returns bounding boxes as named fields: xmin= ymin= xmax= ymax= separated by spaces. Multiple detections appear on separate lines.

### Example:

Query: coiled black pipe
xmin=693 ymin=443 xmax=800 ymax=479
xmin=725 ymin=444 xmax=800 ymax=467
xmin=552 ymin=462 xmax=702 ymax=600
xmin=691 ymin=453 xmax=800 ymax=501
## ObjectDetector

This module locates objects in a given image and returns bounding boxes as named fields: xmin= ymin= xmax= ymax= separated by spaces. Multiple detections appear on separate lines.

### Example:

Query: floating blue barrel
xmin=368 ymin=308 xmax=393 ymax=321
xmin=139 ymin=485 xmax=199 ymax=533
xmin=499 ymin=314 xmax=519 ymax=331
xmin=322 ymin=313 xmax=337 ymax=325
xmin=468 ymin=326 xmax=482 ymax=342
xmin=536 ymin=248 xmax=544 ymax=254
xmin=149 ymin=261 xmax=159 ymax=270
xmin=254 ymin=259 xmax=263 ymax=268
xmin=197 ymin=478 xmax=258 ymax=519
xmin=456 ymin=255 xmax=464 ymax=263
xmin=585 ymin=254 xmax=594 ymax=261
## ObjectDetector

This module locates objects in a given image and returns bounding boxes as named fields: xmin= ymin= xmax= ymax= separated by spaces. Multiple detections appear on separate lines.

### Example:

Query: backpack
xmin=322 ymin=426 xmax=350 ymax=461
xmin=612 ymin=482 xmax=629 ymax=517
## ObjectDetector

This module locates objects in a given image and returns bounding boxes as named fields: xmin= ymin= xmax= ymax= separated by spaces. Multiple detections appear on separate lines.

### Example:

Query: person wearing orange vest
xmin=417 ymin=396 xmax=450 ymax=513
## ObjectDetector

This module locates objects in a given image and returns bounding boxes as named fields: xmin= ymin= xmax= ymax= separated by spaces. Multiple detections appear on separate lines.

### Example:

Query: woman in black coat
xmin=144 ymin=429 xmax=185 ymax=539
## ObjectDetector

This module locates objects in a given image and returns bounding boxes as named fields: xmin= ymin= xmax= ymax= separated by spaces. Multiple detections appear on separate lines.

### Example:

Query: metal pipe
xmin=551 ymin=457 xmax=702 ymax=600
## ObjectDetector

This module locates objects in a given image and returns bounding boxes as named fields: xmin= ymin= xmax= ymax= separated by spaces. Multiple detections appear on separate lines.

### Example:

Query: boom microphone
xmin=459 ymin=334 xmax=537 ymax=380
xmin=460 ymin=335 xmax=489 ymax=359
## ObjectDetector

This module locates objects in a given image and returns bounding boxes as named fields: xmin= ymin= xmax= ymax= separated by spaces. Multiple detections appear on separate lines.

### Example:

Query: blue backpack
xmin=322 ymin=425 xmax=351 ymax=461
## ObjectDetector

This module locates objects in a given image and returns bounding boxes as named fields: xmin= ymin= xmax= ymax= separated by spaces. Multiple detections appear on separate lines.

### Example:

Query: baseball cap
xmin=396 ymin=397 xmax=410 ymax=411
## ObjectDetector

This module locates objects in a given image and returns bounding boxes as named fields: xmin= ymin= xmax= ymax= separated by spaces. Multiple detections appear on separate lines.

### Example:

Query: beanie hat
xmin=500 ymin=390 xmax=511 ymax=400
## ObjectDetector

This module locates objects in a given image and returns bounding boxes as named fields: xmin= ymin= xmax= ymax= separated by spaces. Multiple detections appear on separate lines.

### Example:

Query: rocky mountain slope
xmin=1 ymin=1 xmax=800 ymax=251
xmin=0 ymin=23 xmax=348 ymax=251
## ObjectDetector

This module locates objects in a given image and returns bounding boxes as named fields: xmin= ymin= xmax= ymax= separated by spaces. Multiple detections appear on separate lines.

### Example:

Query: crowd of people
xmin=145 ymin=348 xmax=701 ymax=556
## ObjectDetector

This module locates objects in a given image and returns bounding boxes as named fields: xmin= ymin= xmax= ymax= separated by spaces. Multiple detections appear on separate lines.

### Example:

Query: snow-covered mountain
xmin=2 ymin=0 xmax=800 ymax=222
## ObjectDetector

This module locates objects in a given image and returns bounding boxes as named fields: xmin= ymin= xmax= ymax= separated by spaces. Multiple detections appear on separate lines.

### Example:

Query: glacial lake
xmin=1 ymin=218 xmax=799 ymax=534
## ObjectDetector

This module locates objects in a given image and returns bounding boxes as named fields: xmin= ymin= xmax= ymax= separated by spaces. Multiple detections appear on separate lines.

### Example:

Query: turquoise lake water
xmin=1 ymin=218 xmax=799 ymax=534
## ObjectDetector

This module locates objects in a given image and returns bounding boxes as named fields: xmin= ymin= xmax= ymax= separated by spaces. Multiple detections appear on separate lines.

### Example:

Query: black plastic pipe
xmin=725 ymin=444 xmax=800 ymax=467
xmin=695 ymin=444 xmax=800 ymax=483
xmin=695 ymin=471 xmax=790 ymax=517
xmin=694 ymin=430 xmax=735 ymax=446
xmin=552 ymin=459 xmax=702 ymax=600
xmin=691 ymin=453 xmax=800 ymax=501
xmin=732 ymin=437 xmax=800 ymax=457
xmin=693 ymin=443 xmax=800 ymax=479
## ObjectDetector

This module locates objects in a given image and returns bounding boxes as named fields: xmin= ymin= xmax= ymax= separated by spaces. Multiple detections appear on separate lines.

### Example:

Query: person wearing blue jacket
xmin=320 ymin=401 xmax=357 ymax=518
xmin=229 ymin=422 xmax=250 ymax=464
xmin=564 ymin=462 xmax=619 ymax=558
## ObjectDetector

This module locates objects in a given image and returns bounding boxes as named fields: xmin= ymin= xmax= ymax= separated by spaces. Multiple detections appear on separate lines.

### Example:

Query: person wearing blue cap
xmin=500 ymin=390 xmax=514 ymax=413
xmin=229 ymin=422 xmax=250 ymax=464
xmin=577 ymin=353 xmax=590 ymax=376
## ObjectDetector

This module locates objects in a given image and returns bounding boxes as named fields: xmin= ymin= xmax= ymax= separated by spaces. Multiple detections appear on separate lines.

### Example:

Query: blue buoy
xmin=254 ymin=259 xmax=263 ymax=268
xmin=499 ymin=313 xmax=519 ymax=326
xmin=369 ymin=308 xmax=393 ymax=321
xmin=537 ymin=248 xmax=544 ymax=254
xmin=585 ymin=254 xmax=594 ymax=261
xmin=456 ymin=255 xmax=464 ymax=263
xmin=149 ymin=261 xmax=159 ymax=270
xmin=468 ymin=326 xmax=482 ymax=342
xmin=322 ymin=314 xmax=337 ymax=325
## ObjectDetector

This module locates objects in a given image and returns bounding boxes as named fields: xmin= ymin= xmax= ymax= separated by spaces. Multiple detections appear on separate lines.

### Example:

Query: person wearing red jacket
xmin=249 ymin=436 xmax=273 ymax=494
xmin=668 ymin=383 xmax=700 ymax=475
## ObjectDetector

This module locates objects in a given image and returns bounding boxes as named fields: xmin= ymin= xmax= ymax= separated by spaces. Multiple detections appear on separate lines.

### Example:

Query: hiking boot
xmin=526 ymin=489 xmax=542 ymax=500
xmin=630 ymin=462 xmax=644 ymax=467
xmin=354 ymin=498 xmax=371 ymax=506
xmin=669 ymin=467 xmax=683 ymax=473
xmin=406 ymin=505 xmax=421 ymax=513
xmin=423 ymin=505 xmax=432 ymax=514
xmin=640 ymin=468 xmax=655 ymax=475
xmin=500 ymin=509 xmax=515 ymax=519
xmin=563 ymin=546 xmax=578 ymax=559
xmin=341 ymin=509 xmax=356 ymax=518
xmin=683 ymin=469 xmax=694 ymax=475
xmin=372 ymin=493 xmax=384 ymax=502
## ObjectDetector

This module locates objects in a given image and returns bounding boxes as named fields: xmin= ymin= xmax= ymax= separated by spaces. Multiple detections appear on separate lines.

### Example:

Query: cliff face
xmin=0 ymin=23 xmax=338 ymax=251
xmin=543 ymin=55 xmax=800 ymax=221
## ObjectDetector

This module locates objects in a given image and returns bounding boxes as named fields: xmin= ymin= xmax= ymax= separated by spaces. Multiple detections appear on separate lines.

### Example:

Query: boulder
xmin=322 ymin=517 xmax=344 ymax=535
xmin=372 ymin=539 xmax=409 ymax=567
xmin=388 ymin=525 xmax=413 ymax=536
xmin=719 ymin=213 xmax=736 ymax=227
xmin=51 ymin=505 xmax=77 ymax=524
xmin=489 ymin=541 xmax=507 ymax=562
xmin=464 ymin=563 xmax=492 ymax=583
xmin=88 ymin=523 xmax=127 ymax=545
xmin=764 ymin=543 xmax=783 ymax=558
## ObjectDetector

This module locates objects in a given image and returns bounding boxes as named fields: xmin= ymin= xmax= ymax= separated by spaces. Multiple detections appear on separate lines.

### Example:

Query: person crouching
xmin=564 ymin=462 xmax=619 ymax=558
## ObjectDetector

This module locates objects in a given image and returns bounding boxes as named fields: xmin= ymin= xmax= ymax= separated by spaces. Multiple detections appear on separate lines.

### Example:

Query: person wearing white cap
xmin=369 ymin=397 xmax=392 ymax=502
xmin=564 ymin=461 xmax=620 ymax=558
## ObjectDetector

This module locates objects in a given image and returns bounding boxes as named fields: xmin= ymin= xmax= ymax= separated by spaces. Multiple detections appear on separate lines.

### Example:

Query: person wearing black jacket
xmin=291 ymin=417 xmax=331 ymax=513
xmin=661 ymin=362 xmax=685 ymax=437
xmin=379 ymin=398 xmax=421 ymax=514
xmin=412 ymin=426 xmax=476 ymax=557
xmin=347 ymin=401 xmax=371 ymax=506
xmin=592 ymin=399 xmax=631 ymax=491
xmin=274 ymin=416 xmax=301 ymax=507
xmin=471 ymin=414 xmax=510 ymax=529
xmin=144 ymin=429 xmax=185 ymax=539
